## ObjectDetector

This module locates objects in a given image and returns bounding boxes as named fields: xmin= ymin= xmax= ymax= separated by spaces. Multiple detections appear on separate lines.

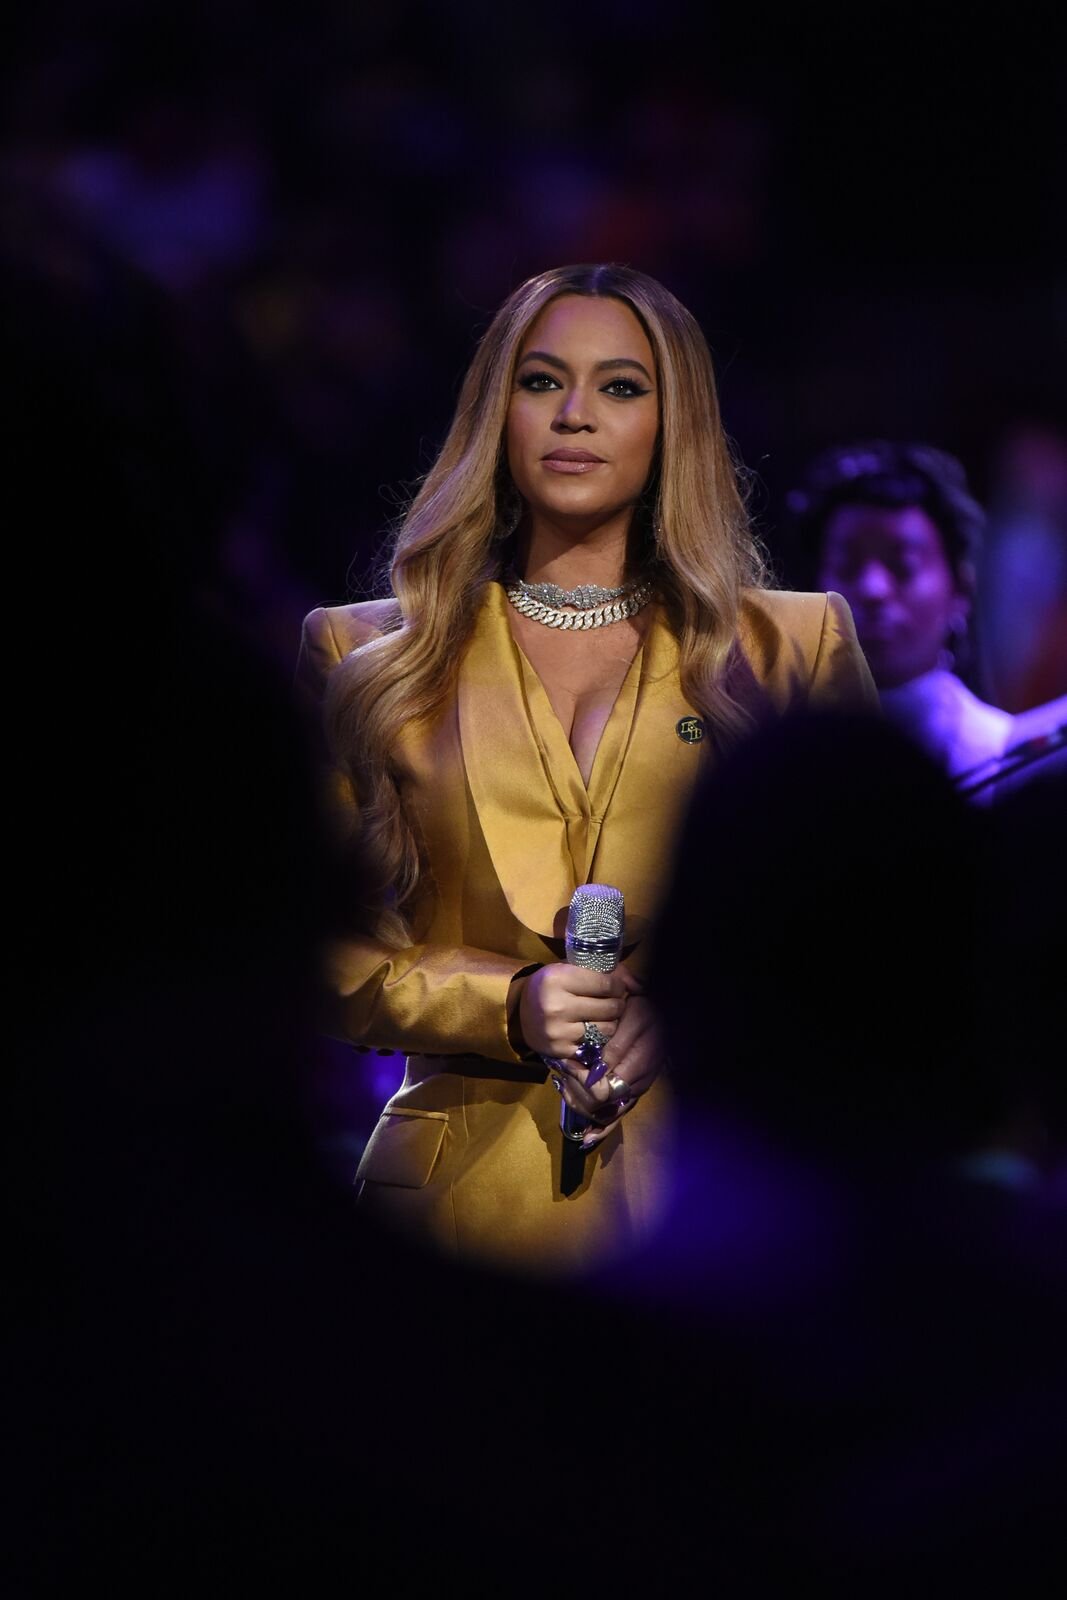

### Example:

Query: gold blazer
xmin=298 ymin=583 xmax=877 ymax=1273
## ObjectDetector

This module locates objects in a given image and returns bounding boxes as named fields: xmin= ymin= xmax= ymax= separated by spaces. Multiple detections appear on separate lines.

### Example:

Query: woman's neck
xmin=517 ymin=510 xmax=636 ymax=589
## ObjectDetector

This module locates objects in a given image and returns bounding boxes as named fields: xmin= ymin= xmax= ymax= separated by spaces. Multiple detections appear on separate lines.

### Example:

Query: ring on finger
xmin=606 ymin=1074 xmax=630 ymax=1103
xmin=581 ymin=1021 xmax=609 ymax=1052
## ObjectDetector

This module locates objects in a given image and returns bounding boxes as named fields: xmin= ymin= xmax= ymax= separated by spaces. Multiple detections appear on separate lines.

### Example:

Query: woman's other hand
xmin=572 ymin=993 xmax=666 ymax=1150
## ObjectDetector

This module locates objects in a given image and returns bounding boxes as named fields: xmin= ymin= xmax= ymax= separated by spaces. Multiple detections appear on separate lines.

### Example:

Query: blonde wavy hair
xmin=326 ymin=263 xmax=770 ymax=943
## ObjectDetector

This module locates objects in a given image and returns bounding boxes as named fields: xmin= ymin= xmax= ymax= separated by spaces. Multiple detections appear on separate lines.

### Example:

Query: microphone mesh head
xmin=565 ymin=884 xmax=625 ymax=972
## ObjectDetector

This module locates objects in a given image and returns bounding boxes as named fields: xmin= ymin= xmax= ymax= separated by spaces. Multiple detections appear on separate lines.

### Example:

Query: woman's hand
xmin=517 ymin=962 xmax=634 ymax=1061
xmin=567 ymin=993 xmax=667 ymax=1151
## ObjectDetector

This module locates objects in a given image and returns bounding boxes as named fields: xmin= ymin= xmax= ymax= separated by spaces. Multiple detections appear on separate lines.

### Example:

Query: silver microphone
xmin=553 ymin=883 xmax=625 ymax=1143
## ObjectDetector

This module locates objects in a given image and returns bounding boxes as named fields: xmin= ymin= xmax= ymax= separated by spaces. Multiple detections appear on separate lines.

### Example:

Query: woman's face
xmin=506 ymin=294 xmax=659 ymax=538
xmin=816 ymin=502 xmax=969 ymax=689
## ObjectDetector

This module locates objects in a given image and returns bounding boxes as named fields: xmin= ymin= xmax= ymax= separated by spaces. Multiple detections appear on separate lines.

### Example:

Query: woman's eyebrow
xmin=597 ymin=357 xmax=655 ymax=382
xmin=517 ymin=349 xmax=655 ymax=383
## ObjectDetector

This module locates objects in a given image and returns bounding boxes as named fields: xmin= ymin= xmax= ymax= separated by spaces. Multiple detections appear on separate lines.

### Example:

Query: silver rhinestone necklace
xmin=505 ymin=575 xmax=655 ymax=630
xmin=512 ymin=576 xmax=636 ymax=609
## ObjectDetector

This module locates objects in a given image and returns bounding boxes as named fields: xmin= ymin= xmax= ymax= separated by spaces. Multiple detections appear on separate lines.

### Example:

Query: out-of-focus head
xmin=785 ymin=441 xmax=984 ymax=689
xmin=648 ymin=712 xmax=1005 ymax=1168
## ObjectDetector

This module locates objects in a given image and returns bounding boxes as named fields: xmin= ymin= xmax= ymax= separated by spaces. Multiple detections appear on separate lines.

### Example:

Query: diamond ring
xmin=581 ymin=1022 xmax=608 ymax=1051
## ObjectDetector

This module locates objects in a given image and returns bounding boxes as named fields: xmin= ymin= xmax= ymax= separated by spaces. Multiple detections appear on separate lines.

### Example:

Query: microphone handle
xmin=560 ymin=1057 xmax=600 ymax=1142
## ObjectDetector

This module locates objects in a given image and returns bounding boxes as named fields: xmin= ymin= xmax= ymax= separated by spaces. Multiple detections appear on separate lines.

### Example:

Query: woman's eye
xmin=603 ymin=377 xmax=649 ymax=398
xmin=518 ymin=371 xmax=561 ymax=392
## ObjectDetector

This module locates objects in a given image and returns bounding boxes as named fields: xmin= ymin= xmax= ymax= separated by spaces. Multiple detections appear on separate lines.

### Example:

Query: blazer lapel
xmin=588 ymin=605 xmax=712 ymax=944
xmin=457 ymin=584 xmax=578 ymax=939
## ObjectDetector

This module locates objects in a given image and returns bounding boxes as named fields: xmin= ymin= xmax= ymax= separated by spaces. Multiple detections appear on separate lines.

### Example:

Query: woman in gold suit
xmin=298 ymin=263 xmax=877 ymax=1274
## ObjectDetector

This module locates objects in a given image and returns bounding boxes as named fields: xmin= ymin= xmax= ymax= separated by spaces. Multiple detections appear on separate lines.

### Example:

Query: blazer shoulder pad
xmin=739 ymin=586 xmax=828 ymax=660
xmin=297 ymin=598 xmax=402 ymax=708
xmin=305 ymin=598 xmax=402 ymax=661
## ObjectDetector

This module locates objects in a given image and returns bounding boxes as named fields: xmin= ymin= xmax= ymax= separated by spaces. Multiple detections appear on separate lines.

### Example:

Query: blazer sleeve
xmin=297 ymin=607 xmax=538 ymax=1064
xmin=809 ymin=591 xmax=880 ymax=712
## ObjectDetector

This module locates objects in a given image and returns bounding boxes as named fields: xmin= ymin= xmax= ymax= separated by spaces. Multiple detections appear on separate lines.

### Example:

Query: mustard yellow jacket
xmin=298 ymin=583 xmax=876 ymax=1272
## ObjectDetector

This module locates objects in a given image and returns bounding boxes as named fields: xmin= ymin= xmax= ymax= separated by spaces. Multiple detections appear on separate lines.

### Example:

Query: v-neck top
xmin=454 ymin=585 xmax=694 ymax=934
xmin=452 ymin=579 xmax=709 ymax=944
xmin=512 ymin=626 xmax=645 ymax=884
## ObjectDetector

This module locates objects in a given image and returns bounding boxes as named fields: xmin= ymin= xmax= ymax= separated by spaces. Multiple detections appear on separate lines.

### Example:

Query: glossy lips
xmin=542 ymin=448 xmax=606 ymax=475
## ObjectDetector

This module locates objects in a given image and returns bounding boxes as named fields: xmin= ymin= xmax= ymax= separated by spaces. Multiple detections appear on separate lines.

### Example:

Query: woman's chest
xmin=508 ymin=614 xmax=644 ymax=786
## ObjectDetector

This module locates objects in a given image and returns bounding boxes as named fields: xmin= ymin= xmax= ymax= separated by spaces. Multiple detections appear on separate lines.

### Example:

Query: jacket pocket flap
xmin=356 ymin=1108 xmax=448 ymax=1189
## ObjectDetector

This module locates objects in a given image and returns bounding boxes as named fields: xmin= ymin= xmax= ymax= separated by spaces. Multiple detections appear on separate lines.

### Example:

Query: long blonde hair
xmin=326 ymin=263 xmax=770 ymax=943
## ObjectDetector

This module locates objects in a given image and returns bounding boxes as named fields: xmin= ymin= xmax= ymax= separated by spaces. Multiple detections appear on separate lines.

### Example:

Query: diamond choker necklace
xmin=505 ymin=572 xmax=654 ymax=630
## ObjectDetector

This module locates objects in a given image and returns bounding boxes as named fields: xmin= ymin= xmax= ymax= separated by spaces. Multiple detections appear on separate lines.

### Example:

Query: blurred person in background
xmin=297 ymin=262 xmax=877 ymax=1275
xmin=784 ymin=440 xmax=1067 ymax=799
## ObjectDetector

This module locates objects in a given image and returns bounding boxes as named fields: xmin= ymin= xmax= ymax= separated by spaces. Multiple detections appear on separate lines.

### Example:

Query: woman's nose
xmin=553 ymin=387 xmax=596 ymax=432
xmin=854 ymin=560 xmax=894 ymax=600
